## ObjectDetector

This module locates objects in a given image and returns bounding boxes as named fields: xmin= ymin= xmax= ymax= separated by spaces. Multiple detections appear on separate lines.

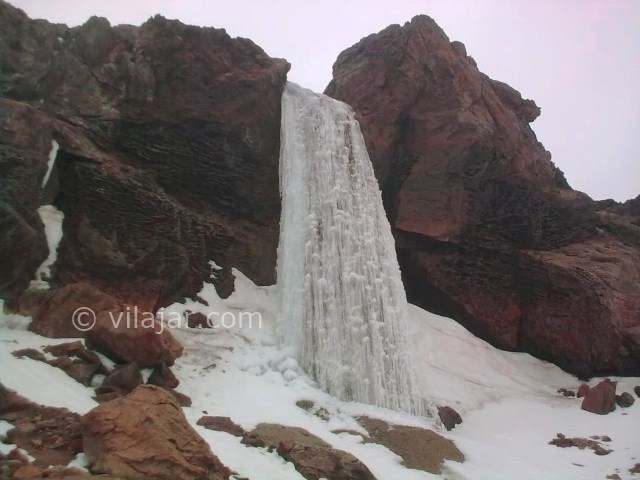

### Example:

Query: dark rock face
xmin=82 ymin=385 xmax=231 ymax=480
xmin=0 ymin=1 xmax=289 ymax=311
xmin=327 ymin=15 xmax=640 ymax=377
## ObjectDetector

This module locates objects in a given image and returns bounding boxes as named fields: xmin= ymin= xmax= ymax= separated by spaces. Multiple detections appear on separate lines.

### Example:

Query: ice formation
xmin=277 ymin=82 xmax=423 ymax=414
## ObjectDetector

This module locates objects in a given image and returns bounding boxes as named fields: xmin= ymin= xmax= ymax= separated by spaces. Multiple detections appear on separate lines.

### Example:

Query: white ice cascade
xmin=277 ymin=83 xmax=423 ymax=415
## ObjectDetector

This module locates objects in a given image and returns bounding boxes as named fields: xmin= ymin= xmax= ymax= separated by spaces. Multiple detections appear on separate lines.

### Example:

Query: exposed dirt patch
xmin=357 ymin=416 xmax=464 ymax=474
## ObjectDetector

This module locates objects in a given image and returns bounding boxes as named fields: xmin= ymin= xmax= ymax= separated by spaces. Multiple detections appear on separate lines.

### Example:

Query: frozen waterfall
xmin=277 ymin=82 xmax=424 ymax=415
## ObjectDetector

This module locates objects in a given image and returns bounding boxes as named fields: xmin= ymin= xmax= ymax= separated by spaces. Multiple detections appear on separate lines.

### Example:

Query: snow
xmin=278 ymin=83 xmax=422 ymax=414
xmin=30 ymin=204 xmax=65 ymax=290
xmin=41 ymin=140 xmax=58 ymax=188
xmin=1 ymin=272 xmax=638 ymax=479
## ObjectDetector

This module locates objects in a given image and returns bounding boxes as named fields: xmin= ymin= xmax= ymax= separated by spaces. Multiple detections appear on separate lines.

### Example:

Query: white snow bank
xmin=1 ymin=268 xmax=638 ymax=479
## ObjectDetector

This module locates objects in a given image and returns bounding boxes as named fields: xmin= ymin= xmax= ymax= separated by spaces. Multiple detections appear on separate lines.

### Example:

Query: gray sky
xmin=12 ymin=0 xmax=640 ymax=202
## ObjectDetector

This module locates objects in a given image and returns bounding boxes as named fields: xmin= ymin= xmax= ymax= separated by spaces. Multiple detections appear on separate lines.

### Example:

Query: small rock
xmin=558 ymin=388 xmax=576 ymax=397
xmin=197 ymin=416 xmax=245 ymax=437
xmin=92 ymin=392 xmax=122 ymax=404
xmin=81 ymin=386 xmax=231 ymax=480
xmin=11 ymin=348 xmax=46 ymax=362
xmin=65 ymin=360 xmax=101 ymax=386
xmin=606 ymin=474 xmax=621 ymax=479
xmin=634 ymin=385 xmax=640 ymax=398
xmin=615 ymin=392 xmax=635 ymax=408
xmin=437 ymin=406 xmax=462 ymax=431
xmin=102 ymin=362 xmax=143 ymax=393
xmin=44 ymin=341 xmax=85 ymax=357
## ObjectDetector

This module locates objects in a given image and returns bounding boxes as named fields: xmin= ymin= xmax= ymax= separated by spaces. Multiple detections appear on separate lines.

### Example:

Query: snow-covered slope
xmin=1 ymin=272 xmax=639 ymax=479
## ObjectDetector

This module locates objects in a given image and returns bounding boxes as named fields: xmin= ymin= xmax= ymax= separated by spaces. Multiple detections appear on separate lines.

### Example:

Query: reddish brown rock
xmin=437 ymin=406 xmax=463 ymax=431
xmin=101 ymin=362 xmax=143 ymax=393
xmin=357 ymin=416 xmax=464 ymax=474
xmin=168 ymin=390 xmax=193 ymax=408
xmin=581 ymin=379 xmax=617 ymax=415
xmin=243 ymin=423 xmax=376 ymax=480
xmin=19 ymin=282 xmax=119 ymax=339
xmin=558 ymin=388 xmax=576 ymax=397
xmin=0 ymin=1 xmax=288 ymax=311
xmin=326 ymin=15 xmax=640 ymax=377
xmin=65 ymin=360 xmax=102 ymax=386
xmin=615 ymin=392 xmax=635 ymax=408
xmin=12 ymin=464 xmax=125 ymax=479
xmin=148 ymin=362 xmax=180 ymax=389
xmin=0 ymin=384 xmax=82 ymax=467
xmin=635 ymin=385 xmax=640 ymax=397
xmin=577 ymin=384 xmax=590 ymax=398
xmin=85 ymin=310 xmax=183 ymax=366
xmin=11 ymin=348 xmax=46 ymax=362
xmin=197 ymin=416 xmax=245 ymax=437
xmin=0 ymin=99 xmax=51 ymax=305
xmin=549 ymin=433 xmax=612 ymax=456
xmin=186 ymin=311 xmax=212 ymax=329
xmin=81 ymin=385 xmax=231 ymax=480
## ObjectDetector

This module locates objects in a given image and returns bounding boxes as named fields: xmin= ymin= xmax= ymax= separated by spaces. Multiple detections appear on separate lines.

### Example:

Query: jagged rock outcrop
xmin=327 ymin=15 xmax=640 ymax=377
xmin=0 ymin=0 xmax=289 ymax=311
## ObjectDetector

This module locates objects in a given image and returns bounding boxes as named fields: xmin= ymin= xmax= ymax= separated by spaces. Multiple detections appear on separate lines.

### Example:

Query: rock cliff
xmin=326 ymin=15 xmax=640 ymax=377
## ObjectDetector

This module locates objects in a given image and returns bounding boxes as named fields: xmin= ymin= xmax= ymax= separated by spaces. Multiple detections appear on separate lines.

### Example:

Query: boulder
xmin=81 ymin=385 xmax=231 ymax=480
xmin=437 ymin=406 xmax=463 ymax=431
xmin=0 ymin=384 xmax=82 ymax=467
xmin=615 ymin=392 xmax=635 ymax=408
xmin=581 ymin=379 xmax=617 ymax=415
xmin=85 ymin=310 xmax=183 ymax=366
xmin=634 ymin=385 xmax=640 ymax=397
xmin=196 ymin=416 xmax=245 ymax=437
xmin=577 ymin=384 xmax=590 ymax=398
xmin=326 ymin=15 xmax=640 ymax=377
xmin=0 ymin=99 xmax=51 ymax=305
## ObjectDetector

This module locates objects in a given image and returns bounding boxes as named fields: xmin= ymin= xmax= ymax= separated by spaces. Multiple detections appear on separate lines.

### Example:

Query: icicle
xmin=277 ymin=82 xmax=425 ymax=415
